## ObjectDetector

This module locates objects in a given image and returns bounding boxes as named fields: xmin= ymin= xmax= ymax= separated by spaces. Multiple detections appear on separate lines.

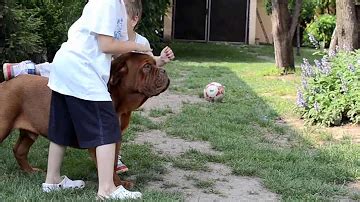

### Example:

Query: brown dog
xmin=0 ymin=52 xmax=170 ymax=187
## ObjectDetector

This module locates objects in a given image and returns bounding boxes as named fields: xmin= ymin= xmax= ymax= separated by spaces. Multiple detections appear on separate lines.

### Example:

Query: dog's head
xmin=109 ymin=52 xmax=170 ymax=98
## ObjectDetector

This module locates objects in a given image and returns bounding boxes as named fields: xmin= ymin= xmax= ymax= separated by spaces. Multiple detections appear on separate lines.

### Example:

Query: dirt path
xmin=130 ymin=90 xmax=280 ymax=201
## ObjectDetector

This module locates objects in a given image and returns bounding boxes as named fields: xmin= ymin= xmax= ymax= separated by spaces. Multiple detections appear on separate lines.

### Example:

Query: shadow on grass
xmin=162 ymin=44 xmax=360 ymax=200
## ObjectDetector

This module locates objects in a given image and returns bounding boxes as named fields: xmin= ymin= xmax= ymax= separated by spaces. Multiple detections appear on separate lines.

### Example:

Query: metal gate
xmin=173 ymin=0 xmax=208 ymax=41
xmin=173 ymin=0 xmax=249 ymax=43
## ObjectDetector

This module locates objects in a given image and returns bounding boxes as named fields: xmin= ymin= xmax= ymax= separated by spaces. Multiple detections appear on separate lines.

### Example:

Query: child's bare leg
xmin=96 ymin=143 xmax=117 ymax=196
xmin=45 ymin=142 xmax=66 ymax=184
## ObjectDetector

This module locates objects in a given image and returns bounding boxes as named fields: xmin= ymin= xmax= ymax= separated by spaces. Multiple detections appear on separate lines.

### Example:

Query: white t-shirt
xmin=48 ymin=0 xmax=128 ymax=101
xmin=135 ymin=33 xmax=150 ymax=46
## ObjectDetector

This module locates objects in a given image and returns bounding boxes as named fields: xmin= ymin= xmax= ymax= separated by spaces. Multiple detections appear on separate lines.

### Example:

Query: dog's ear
xmin=109 ymin=53 xmax=131 ymax=86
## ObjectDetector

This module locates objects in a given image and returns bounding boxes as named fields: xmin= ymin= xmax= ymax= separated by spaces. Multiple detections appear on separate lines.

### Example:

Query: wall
xmin=255 ymin=0 xmax=273 ymax=44
xmin=163 ymin=1 xmax=173 ymax=42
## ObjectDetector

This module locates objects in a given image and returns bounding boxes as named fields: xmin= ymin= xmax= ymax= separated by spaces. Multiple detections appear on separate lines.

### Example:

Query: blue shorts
xmin=48 ymin=91 xmax=121 ymax=149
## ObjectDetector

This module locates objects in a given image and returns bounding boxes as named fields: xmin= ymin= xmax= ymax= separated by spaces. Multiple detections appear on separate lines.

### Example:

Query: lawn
xmin=0 ymin=43 xmax=359 ymax=201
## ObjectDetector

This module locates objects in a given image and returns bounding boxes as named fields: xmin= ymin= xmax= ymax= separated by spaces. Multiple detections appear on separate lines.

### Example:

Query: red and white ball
xmin=203 ymin=82 xmax=225 ymax=102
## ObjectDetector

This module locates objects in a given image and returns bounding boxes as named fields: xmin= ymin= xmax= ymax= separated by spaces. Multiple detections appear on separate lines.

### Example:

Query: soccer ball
xmin=203 ymin=82 xmax=225 ymax=102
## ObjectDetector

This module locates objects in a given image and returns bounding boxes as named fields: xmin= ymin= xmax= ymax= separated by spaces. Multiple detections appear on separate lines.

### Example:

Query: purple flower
xmin=296 ymin=89 xmax=307 ymax=108
xmin=308 ymin=34 xmax=319 ymax=49
xmin=301 ymin=77 xmax=308 ymax=89
xmin=314 ymin=59 xmax=322 ymax=69
xmin=301 ymin=58 xmax=315 ymax=77
xmin=328 ymin=50 xmax=336 ymax=57
xmin=320 ymin=57 xmax=331 ymax=75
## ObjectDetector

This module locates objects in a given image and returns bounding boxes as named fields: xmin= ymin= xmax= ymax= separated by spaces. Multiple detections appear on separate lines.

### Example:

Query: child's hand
xmin=160 ymin=46 xmax=175 ymax=64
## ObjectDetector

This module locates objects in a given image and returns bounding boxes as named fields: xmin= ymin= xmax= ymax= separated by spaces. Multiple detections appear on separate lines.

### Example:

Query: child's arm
xmin=97 ymin=35 xmax=152 ymax=55
xmin=154 ymin=46 xmax=175 ymax=67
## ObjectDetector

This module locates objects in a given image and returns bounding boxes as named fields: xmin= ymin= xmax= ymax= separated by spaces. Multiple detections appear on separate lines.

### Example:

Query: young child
xmin=40 ymin=0 xmax=151 ymax=200
xmin=124 ymin=0 xmax=174 ymax=68
xmin=115 ymin=0 xmax=175 ymax=174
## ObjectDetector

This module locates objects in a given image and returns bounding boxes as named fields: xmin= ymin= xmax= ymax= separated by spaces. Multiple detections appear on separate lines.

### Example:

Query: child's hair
xmin=125 ymin=0 xmax=143 ymax=25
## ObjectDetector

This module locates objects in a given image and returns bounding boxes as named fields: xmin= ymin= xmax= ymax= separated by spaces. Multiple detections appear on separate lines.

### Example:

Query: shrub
xmin=138 ymin=0 xmax=171 ymax=53
xmin=2 ymin=0 xmax=85 ymax=63
xmin=296 ymin=49 xmax=360 ymax=126
xmin=3 ymin=3 xmax=45 ymax=63
xmin=303 ymin=14 xmax=336 ymax=48
xmin=2 ymin=0 xmax=171 ymax=62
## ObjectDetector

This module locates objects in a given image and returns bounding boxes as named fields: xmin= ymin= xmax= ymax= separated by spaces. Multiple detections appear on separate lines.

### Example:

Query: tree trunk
xmin=336 ymin=0 xmax=358 ymax=50
xmin=273 ymin=31 xmax=294 ymax=70
xmin=271 ymin=0 xmax=303 ymax=73
xmin=329 ymin=25 xmax=337 ymax=54
xmin=296 ymin=23 xmax=301 ymax=56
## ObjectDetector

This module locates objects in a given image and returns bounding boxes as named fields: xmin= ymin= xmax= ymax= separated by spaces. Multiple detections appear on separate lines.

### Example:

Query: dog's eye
xmin=144 ymin=64 xmax=151 ymax=69
xmin=143 ymin=64 xmax=151 ymax=73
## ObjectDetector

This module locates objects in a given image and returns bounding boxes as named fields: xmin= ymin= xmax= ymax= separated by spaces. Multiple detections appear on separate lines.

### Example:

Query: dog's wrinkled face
xmin=109 ymin=52 xmax=170 ymax=97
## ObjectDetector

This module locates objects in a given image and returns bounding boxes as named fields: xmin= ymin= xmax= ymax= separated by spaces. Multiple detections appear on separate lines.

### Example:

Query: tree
xmin=271 ymin=0 xmax=303 ymax=73
xmin=2 ymin=0 xmax=171 ymax=62
xmin=3 ymin=1 xmax=45 ymax=63
xmin=315 ymin=0 xmax=336 ymax=15
xmin=138 ymin=0 xmax=170 ymax=53
xmin=329 ymin=0 xmax=358 ymax=52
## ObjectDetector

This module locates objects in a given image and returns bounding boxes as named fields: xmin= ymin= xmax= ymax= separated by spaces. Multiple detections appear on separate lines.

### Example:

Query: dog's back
xmin=0 ymin=75 xmax=50 ymax=142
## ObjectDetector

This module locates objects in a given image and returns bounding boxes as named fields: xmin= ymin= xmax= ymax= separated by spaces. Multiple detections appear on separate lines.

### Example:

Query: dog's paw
xmin=120 ymin=180 xmax=134 ymax=190
xmin=22 ymin=166 xmax=43 ymax=173
xmin=113 ymin=175 xmax=134 ymax=189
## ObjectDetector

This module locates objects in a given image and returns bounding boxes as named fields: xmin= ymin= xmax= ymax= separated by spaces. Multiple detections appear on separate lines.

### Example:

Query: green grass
xmin=171 ymin=149 xmax=215 ymax=171
xmin=163 ymin=42 xmax=360 ymax=201
xmin=148 ymin=107 xmax=173 ymax=118
xmin=0 ymin=42 xmax=358 ymax=201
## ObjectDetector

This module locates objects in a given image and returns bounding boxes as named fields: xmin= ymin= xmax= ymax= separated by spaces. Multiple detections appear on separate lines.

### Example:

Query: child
xmin=124 ymin=0 xmax=174 ymax=68
xmin=41 ymin=0 xmax=151 ymax=200
xmin=115 ymin=0 xmax=175 ymax=174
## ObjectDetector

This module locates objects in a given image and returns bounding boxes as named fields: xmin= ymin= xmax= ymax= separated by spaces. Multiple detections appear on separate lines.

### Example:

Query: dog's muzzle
xmin=142 ymin=68 xmax=170 ymax=97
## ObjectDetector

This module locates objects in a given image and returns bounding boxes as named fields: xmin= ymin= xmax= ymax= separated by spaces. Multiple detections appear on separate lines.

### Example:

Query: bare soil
xmin=130 ymin=90 xmax=280 ymax=201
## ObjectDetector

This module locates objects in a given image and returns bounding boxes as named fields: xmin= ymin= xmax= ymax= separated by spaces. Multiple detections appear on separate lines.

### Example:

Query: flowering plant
xmin=296 ymin=48 xmax=360 ymax=126
xmin=303 ymin=14 xmax=336 ymax=48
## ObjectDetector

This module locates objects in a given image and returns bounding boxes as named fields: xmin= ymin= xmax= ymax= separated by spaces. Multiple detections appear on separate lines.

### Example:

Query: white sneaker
xmin=99 ymin=185 xmax=142 ymax=200
xmin=42 ymin=176 xmax=85 ymax=193
xmin=3 ymin=60 xmax=36 ymax=81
